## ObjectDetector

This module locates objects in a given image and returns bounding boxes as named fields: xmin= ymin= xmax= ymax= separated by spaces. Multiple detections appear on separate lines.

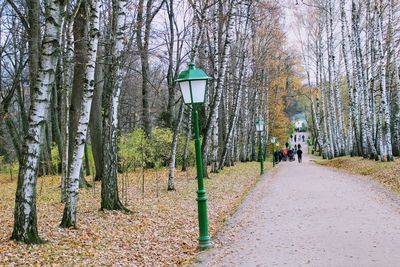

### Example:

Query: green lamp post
xmin=255 ymin=119 xmax=264 ymax=175
xmin=176 ymin=63 xmax=211 ymax=250
xmin=271 ymin=136 xmax=276 ymax=167
xmin=276 ymin=141 xmax=280 ymax=165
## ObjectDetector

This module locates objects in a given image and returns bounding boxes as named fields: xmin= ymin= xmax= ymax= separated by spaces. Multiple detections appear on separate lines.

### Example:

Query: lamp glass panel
xmin=190 ymin=80 xmax=207 ymax=103
xmin=179 ymin=81 xmax=192 ymax=104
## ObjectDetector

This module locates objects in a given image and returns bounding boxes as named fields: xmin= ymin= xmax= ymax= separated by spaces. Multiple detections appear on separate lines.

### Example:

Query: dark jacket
xmin=297 ymin=149 xmax=303 ymax=157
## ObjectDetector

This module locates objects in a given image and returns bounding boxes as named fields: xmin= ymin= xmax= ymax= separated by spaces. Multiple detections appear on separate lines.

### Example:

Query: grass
xmin=314 ymin=156 xmax=400 ymax=193
xmin=0 ymin=161 xmax=270 ymax=266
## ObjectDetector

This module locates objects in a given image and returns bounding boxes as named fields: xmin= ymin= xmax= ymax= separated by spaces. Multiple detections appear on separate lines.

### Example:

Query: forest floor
xmin=0 ymin=161 xmax=269 ymax=266
xmin=195 ymin=142 xmax=400 ymax=266
xmin=314 ymin=156 xmax=400 ymax=193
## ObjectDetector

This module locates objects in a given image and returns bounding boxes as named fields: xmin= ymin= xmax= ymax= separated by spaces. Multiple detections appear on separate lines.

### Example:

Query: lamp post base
xmin=199 ymin=237 xmax=212 ymax=250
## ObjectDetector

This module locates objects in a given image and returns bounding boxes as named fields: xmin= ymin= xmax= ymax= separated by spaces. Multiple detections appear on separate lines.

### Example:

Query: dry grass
xmin=0 ymin=161 xmax=267 ymax=266
xmin=314 ymin=156 xmax=400 ymax=193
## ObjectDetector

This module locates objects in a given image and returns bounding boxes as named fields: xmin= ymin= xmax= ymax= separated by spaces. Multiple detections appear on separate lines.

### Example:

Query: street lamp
xmin=255 ymin=119 xmax=264 ymax=175
xmin=271 ymin=136 xmax=276 ymax=167
xmin=176 ymin=62 xmax=211 ymax=250
xmin=276 ymin=142 xmax=280 ymax=164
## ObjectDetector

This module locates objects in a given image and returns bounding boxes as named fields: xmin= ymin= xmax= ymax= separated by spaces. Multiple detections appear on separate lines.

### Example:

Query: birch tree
xmin=61 ymin=0 xmax=101 ymax=227
xmin=11 ymin=0 xmax=64 ymax=243
xmin=101 ymin=0 xmax=129 ymax=211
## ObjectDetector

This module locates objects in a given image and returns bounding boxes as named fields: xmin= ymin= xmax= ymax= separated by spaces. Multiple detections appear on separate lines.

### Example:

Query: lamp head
xmin=176 ymin=63 xmax=211 ymax=105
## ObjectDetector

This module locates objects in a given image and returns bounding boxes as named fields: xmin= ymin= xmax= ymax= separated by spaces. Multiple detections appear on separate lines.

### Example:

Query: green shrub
xmin=0 ymin=156 xmax=18 ymax=176
xmin=151 ymin=128 xmax=174 ymax=168
xmin=118 ymin=129 xmax=153 ymax=171
xmin=51 ymin=145 xmax=61 ymax=173
xmin=118 ymin=127 xmax=196 ymax=171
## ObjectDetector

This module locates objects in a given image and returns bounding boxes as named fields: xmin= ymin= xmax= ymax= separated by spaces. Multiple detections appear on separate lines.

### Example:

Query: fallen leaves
xmin=315 ymin=156 xmax=400 ymax=193
xmin=0 ymin=161 xmax=267 ymax=266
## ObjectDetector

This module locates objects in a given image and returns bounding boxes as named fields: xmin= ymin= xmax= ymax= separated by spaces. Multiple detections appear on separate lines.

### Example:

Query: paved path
xmin=195 ymin=136 xmax=400 ymax=267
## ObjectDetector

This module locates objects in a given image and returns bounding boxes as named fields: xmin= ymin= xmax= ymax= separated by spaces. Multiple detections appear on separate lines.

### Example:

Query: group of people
xmin=273 ymin=135 xmax=304 ymax=164
xmin=291 ymin=134 xmax=305 ymax=143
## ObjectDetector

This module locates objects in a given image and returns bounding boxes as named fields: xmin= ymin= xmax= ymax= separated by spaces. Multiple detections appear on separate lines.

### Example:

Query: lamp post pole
xmin=271 ymin=137 xmax=276 ymax=167
xmin=176 ymin=62 xmax=211 ymax=250
xmin=192 ymin=104 xmax=211 ymax=249
xmin=259 ymin=131 xmax=264 ymax=175
xmin=272 ymin=144 xmax=275 ymax=168
xmin=256 ymin=119 xmax=264 ymax=175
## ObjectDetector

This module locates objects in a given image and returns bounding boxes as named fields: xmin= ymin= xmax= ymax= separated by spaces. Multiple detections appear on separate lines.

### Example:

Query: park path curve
xmin=194 ymin=138 xmax=400 ymax=267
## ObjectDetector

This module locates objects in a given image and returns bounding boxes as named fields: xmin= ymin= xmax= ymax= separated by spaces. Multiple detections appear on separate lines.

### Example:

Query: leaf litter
xmin=315 ymin=156 xmax=400 ymax=193
xmin=0 ymin=161 xmax=266 ymax=266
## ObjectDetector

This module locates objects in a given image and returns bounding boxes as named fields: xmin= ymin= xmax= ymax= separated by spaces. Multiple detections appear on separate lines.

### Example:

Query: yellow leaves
xmin=0 ymin=162 xmax=266 ymax=266
xmin=316 ymin=156 xmax=400 ymax=193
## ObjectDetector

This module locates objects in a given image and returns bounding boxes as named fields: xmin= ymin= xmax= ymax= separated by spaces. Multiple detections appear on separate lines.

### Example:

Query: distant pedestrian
xmin=294 ymin=135 xmax=297 ymax=142
xmin=297 ymin=149 xmax=303 ymax=163
xmin=274 ymin=150 xmax=280 ymax=164
xmin=290 ymin=134 xmax=293 ymax=141
xmin=297 ymin=143 xmax=301 ymax=150
xmin=302 ymin=135 xmax=305 ymax=142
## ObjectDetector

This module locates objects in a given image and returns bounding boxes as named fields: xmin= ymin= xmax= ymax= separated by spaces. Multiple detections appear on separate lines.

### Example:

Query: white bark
xmin=100 ymin=0 xmax=128 ymax=211
xmin=377 ymin=6 xmax=393 ymax=161
xmin=168 ymin=101 xmax=184 ymax=190
xmin=61 ymin=4 xmax=77 ymax=202
xmin=61 ymin=0 xmax=101 ymax=227
xmin=202 ymin=0 xmax=236 ymax=175
xmin=340 ymin=0 xmax=354 ymax=155
xmin=12 ymin=0 xmax=63 ymax=243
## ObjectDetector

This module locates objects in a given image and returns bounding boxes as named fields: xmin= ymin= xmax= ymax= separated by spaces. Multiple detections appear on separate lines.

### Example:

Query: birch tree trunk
xmin=61 ymin=2 xmax=76 ymax=202
xmin=219 ymin=73 xmax=243 ymax=168
xmin=202 ymin=0 xmax=236 ymax=177
xmin=101 ymin=0 xmax=129 ymax=211
xmin=340 ymin=0 xmax=354 ymax=155
xmin=389 ymin=0 xmax=400 ymax=156
xmin=12 ymin=0 xmax=64 ymax=243
xmin=168 ymin=101 xmax=184 ymax=190
xmin=60 ymin=0 xmax=101 ymax=227
xmin=352 ymin=1 xmax=377 ymax=159
xmin=376 ymin=6 xmax=393 ymax=161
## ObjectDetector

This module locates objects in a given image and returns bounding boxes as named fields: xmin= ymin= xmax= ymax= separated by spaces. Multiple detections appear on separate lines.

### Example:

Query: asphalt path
xmin=194 ymin=134 xmax=400 ymax=267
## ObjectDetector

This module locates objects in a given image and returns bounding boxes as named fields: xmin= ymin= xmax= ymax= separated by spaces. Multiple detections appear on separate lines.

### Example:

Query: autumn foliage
xmin=0 ymin=162 xmax=267 ymax=266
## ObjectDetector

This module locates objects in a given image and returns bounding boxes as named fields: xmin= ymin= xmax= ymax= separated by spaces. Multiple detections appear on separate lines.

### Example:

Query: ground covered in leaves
xmin=315 ymin=156 xmax=400 ymax=193
xmin=0 ymin=161 xmax=267 ymax=266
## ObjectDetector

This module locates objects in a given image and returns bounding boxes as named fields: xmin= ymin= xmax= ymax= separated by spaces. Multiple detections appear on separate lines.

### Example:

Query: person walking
xmin=294 ymin=135 xmax=297 ymax=142
xmin=297 ymin=148 xmax=303 ymax=163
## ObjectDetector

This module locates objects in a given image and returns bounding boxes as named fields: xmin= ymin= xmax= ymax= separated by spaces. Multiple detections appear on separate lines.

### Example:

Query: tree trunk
xmin=61 ymin=13 xmax=74 ymax=202
xmin=101 ymin=0 xmax=129 ymax=212
xmin=68 ymin=1 xmax=91 ymax=188
xmin=376 ymin=6 xmax=393 ymax=161
xmin=136 ymin=0 xmax=164 ymax=136
xmin=168 ymin=101 xmax=184 ymax=190
xmin=89 ymin=43 xmax=105 ymax=181
xmin=61 ymin=0 xmax=101 ymax=228
xmin=12 ymin=0 xmax=63 ymax=243
xmin=202 ymin=0 xmax=236 ymax=177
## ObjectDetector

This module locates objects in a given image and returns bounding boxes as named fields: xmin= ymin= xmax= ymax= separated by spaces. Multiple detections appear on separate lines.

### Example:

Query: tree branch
xmin=5 ymin=0 xmax=30 ymax=31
